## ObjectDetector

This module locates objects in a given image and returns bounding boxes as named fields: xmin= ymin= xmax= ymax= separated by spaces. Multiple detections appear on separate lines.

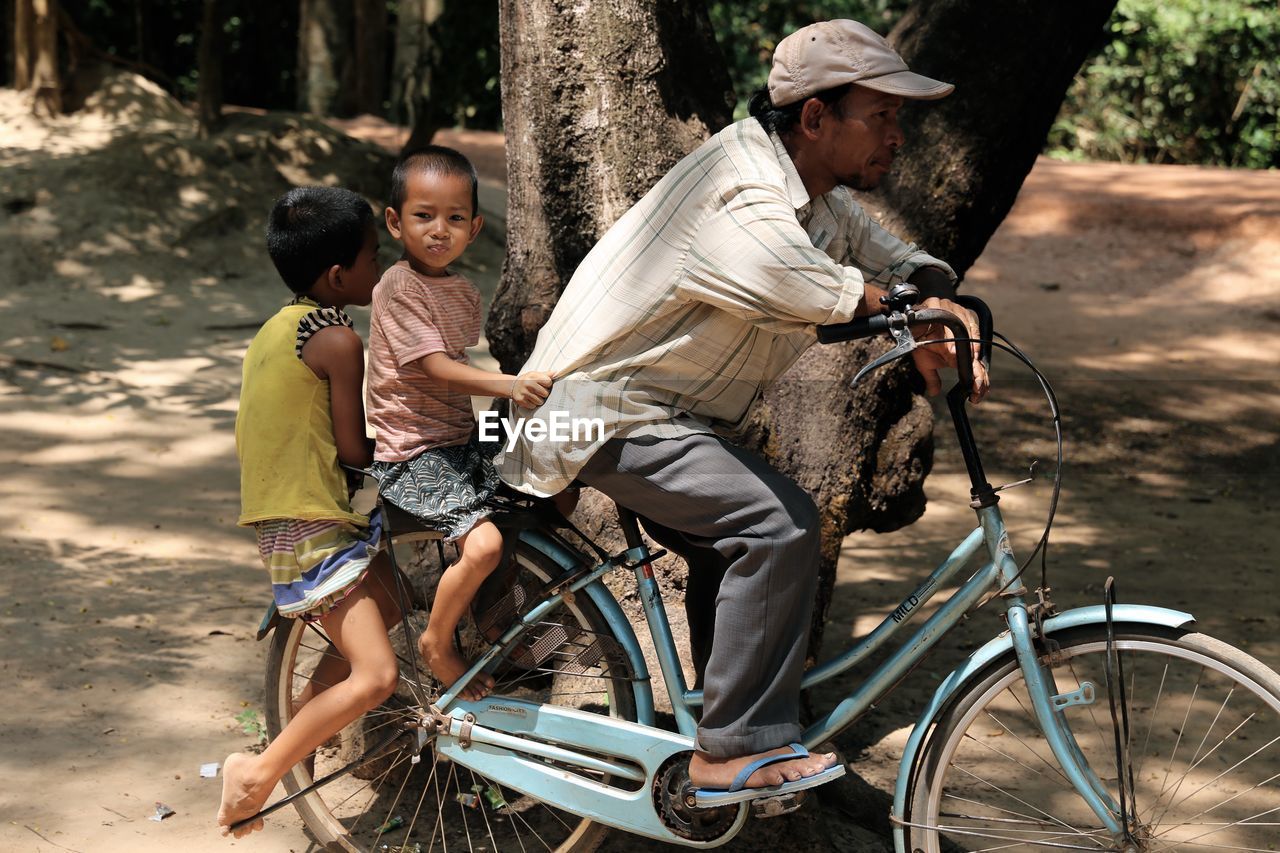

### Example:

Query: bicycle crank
xmin=653 ymin=753 xmax=740 ymax=842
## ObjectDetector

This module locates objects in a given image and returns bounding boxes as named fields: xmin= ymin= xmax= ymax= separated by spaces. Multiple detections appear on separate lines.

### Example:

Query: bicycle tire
xmin=905 ymin=625 xmax=1280 ymax=852
xmin=264 ymin=539 xmax=639 ymax=853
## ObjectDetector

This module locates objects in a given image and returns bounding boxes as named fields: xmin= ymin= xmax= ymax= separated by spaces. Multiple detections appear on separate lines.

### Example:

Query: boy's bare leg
xmin=285 ymin=553 xmax=402 ymax=780
xmin=419 ymin=520 xmax=503 ymax=701
xmin=217 ymin=580 xmax=399 ymax=837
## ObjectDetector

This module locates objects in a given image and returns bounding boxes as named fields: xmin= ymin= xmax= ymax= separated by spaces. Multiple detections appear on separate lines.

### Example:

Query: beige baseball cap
xmin=768 ymin=19 xmax=954 ymax=107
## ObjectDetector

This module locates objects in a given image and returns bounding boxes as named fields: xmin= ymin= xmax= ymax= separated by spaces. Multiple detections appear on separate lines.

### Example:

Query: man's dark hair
xmin=265 ymin=186 xmax=375 ymax=295
xmin=389 ymin=144 xmax=479 ymax=217
xmin=747 ymin=83 xmax=853 ymax=136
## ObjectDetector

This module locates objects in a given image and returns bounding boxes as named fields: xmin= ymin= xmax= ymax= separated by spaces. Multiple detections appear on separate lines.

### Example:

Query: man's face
xmin=815 ymin=85 xmax=906 ymax=191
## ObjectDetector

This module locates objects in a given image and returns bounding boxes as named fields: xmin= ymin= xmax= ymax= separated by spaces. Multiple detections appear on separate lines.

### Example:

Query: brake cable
xmin=867 ymin=330 xmax=1065 ymax=597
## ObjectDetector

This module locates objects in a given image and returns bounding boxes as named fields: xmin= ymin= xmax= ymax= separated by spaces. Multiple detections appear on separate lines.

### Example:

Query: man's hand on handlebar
xmin=913 ymin=296 xmax=990 ymax=404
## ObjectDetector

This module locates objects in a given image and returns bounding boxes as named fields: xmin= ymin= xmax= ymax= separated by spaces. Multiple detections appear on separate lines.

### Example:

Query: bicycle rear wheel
xmin=264 ymin=540 xmax=638 ymax=853
xmin=906 ymin=626 xmax=1280 ymax=851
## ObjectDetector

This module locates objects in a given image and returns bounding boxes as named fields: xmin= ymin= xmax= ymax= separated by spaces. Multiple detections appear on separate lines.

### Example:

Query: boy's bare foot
xmin=688 ymin=745 xmax=840 ymax=791
xmin=418 ymin=632 xmax=495 ymax=701
xmin=217 ymin=752 xmax=270 ymax=837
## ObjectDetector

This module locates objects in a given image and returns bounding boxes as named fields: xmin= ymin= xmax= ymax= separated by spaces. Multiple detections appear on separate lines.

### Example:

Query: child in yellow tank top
xmin=219 ymin=187 xmax=397 ymax=839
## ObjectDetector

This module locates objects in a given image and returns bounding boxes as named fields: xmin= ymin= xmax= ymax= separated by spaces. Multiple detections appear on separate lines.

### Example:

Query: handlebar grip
xmin=816 ymin=314 xmax=891 ymax=344
xmin=954 ymin=295 xmax=993 ymax=370
xmin=911 ymin=308 xmax=976 ymax=393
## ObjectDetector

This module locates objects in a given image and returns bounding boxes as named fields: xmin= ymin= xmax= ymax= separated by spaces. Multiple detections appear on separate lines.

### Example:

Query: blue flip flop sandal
xmin=691 ymin=743 xmax=847 ymax=808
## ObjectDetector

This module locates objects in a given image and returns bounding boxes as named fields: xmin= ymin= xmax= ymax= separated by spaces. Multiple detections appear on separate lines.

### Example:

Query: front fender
xmin=891 ymin=604 xmax=1195 ymax=853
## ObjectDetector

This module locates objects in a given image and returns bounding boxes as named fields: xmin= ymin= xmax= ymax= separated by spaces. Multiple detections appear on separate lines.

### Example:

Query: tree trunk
xmin=14 ymin=0 xmax=60 ymax=115
xmin=390 ymin=0 xmax=445 ymax=150
xmin=14 ymin=0 xmax=32 ymax=90
xmin=350 ymin=0 xmax=386 ymax=115
xmin=873 ymin=0 xmax=1118 ymax=273
xmin=2 ymin=0 xmax=14 ymax=88
xmin=296 ymin=0 xmax=347 ymax=115
xmin=488 ymin=0 xmax=734 ymax=368
xmin=195 ymin=0 xmax=224 ymax=136
xmin=29 ymin=0 xmax=58 ymax=115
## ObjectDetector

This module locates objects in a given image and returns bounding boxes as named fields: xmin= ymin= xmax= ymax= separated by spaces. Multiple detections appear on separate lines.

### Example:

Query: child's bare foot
xmin=419 ymin=632 xmax=495 ymax=700
xmin=688 ymin=745 xmax=839 ymax=791
xmin=217 ymin=752 xmax=271 ymax=837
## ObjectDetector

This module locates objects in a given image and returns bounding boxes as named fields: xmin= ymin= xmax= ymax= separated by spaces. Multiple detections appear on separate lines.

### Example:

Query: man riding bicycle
xmin=496 ymin=19 xmax=987 ymax=804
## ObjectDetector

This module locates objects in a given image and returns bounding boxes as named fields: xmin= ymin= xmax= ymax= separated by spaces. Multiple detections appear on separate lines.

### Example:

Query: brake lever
xmin=850 ymin=311 xmax=916 ymax=388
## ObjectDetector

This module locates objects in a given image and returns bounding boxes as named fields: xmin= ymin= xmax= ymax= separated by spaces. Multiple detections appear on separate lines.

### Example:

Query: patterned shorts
xmin=371 ymin=436 xmax=500 ymax=542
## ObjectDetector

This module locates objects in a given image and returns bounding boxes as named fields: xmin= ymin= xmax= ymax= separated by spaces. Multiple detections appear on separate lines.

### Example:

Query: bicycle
xmin=244 ymin=286 xmax=1280 ymax=852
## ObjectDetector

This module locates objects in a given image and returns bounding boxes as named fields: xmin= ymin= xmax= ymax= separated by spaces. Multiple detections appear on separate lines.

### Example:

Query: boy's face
xmin=385 ymin=170 xmax=483 ymax=277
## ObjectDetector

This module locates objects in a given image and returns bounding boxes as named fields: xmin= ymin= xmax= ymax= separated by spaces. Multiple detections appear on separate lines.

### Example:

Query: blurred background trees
xmin=4 ymin=0 xmax=1274 ymax=167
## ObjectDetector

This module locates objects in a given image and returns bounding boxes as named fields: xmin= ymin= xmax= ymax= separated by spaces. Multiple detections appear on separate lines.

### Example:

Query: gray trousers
xmin=576 ymin=433 xmax=821 ymax=756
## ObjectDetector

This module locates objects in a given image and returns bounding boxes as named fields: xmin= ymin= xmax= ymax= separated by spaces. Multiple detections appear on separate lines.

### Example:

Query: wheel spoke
xmin=949 ymin=764 xmax=1106 ymax=843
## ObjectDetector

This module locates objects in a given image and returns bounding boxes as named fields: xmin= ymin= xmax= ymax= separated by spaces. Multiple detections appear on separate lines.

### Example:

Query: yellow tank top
xmin=236 ymin=302 xmax=367 ymax=527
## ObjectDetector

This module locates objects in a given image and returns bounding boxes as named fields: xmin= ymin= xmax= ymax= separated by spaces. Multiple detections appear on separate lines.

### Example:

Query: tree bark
xmin=488 ymin=0 xmax=735 ymax=369
xmin=873 ymin=0 xmax=1119 ymax=273
xmin=390 ymin=0 xmax=445 ymax=150
xmin=2 ymin=0 xmax=14 ymax=88
xmin=29 ymin=0 xmax=58 ymax=115
xmin=195 ymin=0 xmax=224 ymax=136
xmin=296 ymin=0 xmax=347 ymax=115
xmin=350 ymin=0 xmax=386 ymax=115
xmin=14 ymin=0 xmax=60 ymax=115
xmin=14 ymin=0 xmax=32 ymax=90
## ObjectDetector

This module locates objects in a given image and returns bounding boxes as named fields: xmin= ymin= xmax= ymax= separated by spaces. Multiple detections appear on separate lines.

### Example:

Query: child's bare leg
xmin=419 ymin=520 xmax=503 ymax=700
xmin=218 ymin=581 xmax=398 ymax=837
xmin=288 ymin=553 xmax=402 ymax=778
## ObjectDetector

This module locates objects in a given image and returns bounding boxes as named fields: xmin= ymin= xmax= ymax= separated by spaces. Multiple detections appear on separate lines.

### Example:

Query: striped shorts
xmin=254 ymin=508 xmax=384 ymax=621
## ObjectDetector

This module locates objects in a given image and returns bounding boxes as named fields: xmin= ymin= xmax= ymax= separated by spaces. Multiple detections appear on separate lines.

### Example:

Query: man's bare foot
xmin=688 ymin=745 xmax=840 ymax=791
xmin=217 ymin=752 xmax=270 ymax=838
xmin=418 ymin=632 xmax=495 ymax=701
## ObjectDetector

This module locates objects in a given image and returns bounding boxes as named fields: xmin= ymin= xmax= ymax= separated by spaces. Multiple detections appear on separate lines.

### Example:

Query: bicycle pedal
xmin=749 ymin=789 xmax=807 ymax=819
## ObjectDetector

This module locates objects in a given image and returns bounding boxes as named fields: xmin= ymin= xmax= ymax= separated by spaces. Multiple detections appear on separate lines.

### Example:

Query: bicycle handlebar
xmin=817 ymin=296 xmax=994 ymax=397
xmin=910 ymin=308 xmax=977 ymax=392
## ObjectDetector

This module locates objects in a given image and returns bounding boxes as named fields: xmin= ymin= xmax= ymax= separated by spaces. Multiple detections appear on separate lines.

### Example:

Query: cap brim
xmin=858 ymin=70 xmax=954 ymax=101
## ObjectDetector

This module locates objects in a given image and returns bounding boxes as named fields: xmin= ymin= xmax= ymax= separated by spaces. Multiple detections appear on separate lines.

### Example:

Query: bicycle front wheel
xmin=907 ymin=626 xmax=1280 ymax=851
xmin=264 ymin=540 xmax=639 ymax=853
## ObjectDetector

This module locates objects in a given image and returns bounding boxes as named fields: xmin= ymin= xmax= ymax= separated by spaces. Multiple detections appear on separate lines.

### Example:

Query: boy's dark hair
xmin=747 ymin=83 xmax=852 ymax=137
xmin=266 ymin=186 xmax=375 ymax=294
xmin=389 ymin=145 xmax=479 ymax=217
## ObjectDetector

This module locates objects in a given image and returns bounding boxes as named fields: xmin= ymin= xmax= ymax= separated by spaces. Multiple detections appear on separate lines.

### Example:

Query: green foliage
xmin=417 ymin=2 xmax=502 ymax=131
xmin=1048 ymin=0 xmax=1278 ymax=168
xmin=707 ymin=1 xmax=910 ymax=118
xmin=235 ymin=708 xmax=268 ymax=745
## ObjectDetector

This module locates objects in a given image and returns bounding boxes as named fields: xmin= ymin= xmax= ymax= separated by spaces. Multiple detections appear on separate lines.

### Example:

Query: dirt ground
xmin=1 ymin=75 xmax=1276 ymax=852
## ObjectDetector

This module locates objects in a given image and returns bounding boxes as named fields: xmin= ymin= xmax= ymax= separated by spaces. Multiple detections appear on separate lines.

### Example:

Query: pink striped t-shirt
xmin=366 ymin=262 xmax=482 ymax=462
